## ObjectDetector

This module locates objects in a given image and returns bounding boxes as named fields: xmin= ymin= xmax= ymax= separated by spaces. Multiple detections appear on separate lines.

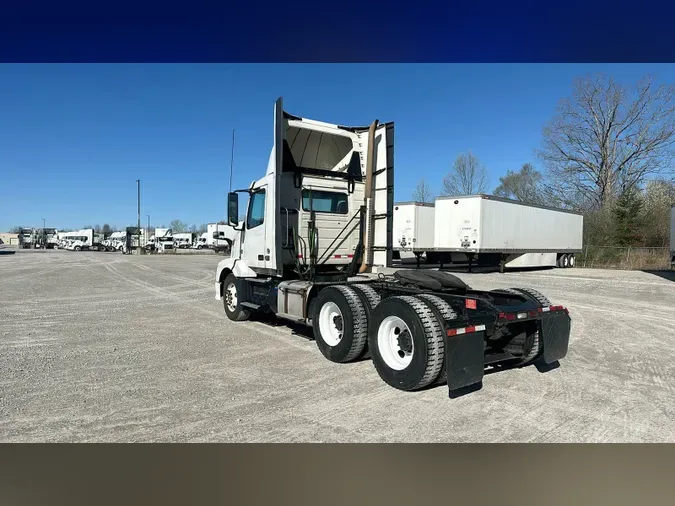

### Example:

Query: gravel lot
xmin=1 ymin=249 xmax=674 ymax=442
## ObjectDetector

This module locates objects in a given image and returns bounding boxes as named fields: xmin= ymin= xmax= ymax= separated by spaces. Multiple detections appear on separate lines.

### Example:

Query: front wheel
xmin=222 ymin=273 xmax=251 ymax=321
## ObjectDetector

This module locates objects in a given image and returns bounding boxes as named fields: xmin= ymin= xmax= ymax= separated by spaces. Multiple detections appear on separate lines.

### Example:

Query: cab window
xmin=301 ymin=190 xmax=348 ymax=214
xmin=247 ymin=190 xmax=266 ymax=229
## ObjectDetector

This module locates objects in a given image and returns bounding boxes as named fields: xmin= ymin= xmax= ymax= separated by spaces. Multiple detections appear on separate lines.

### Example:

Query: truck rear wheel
xmin=368 ymin=295 xmax=445 ymax=391
xmin=497 ymin=287 xmax=550 ymax=365
xmin=417 ymin=293 xmax=458 ymax=385
xmin=222 ymin=273 xmax=251 ymax=322
xmin=312 ymin=286 xmax=369 ymax=363
xmin=350 ymin=284 xmax=382 ymax=359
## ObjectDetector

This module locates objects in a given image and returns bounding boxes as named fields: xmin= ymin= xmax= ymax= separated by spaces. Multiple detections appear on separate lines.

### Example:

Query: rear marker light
xmin=447 ymin=324 xmax=486 ymax=337
xmin=465 ymin=299 xmax=477 ymax=310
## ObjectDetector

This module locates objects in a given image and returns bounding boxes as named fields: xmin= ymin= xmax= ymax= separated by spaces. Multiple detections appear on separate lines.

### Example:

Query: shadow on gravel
xmin=643 ymin=270 xmax=675 ymax=282
xmin=392 ymin=259 xmax=557 ymax=275
xmin=251 ymin=311 xmax=562 ymax=397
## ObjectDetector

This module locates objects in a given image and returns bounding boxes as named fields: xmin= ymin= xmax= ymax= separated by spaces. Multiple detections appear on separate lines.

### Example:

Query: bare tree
xmin=170 ymin=219 xmax=188 ymax=233
xmin=494 ymin=163 xmax=543 ymax=204
xmin=538 ymin=74 xmax=675 ymax=211
xmin=411 ymin=178 xmax=433 ymax=203
xmin=443 ymin=152 xmax=488 ymax=196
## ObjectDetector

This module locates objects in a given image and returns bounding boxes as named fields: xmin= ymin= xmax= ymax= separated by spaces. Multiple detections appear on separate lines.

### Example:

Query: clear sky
xmin=1 ymin=63 xmax=674 ymax=231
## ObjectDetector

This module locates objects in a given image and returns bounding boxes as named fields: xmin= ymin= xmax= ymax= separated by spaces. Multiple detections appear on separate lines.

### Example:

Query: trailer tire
xmin=560 ymin=254 xmax=570 ymax=268
xmin=417 ymin=294 xmax=459 ymax=385
xmin=568 ymin=254 xmax=575 ymax=268
xmin=369 ymin=295 xmax=445 ymax=391
xmin=350 ymin=284 xmax=382 ymax=359
xmin=222 ymin=273 xmax=251 ymax=322
xmin=312 ymin=286 xmax=369 ymax=363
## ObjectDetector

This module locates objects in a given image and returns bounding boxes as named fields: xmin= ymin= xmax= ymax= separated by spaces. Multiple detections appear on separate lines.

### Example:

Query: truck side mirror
xmin=227 ymin=192 xmax=239 ymax=227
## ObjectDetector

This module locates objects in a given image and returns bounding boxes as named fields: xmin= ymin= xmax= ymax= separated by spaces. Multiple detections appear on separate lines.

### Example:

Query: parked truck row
xmin=214 ymin=97 xmax=572 ymax=397
xmin=17 ymin=224 xmax=239 ymax=255
xmin=392 ymin=197 xmax=584 ymax=272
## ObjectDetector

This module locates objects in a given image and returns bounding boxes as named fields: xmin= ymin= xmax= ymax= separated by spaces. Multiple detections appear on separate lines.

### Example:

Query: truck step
xmin=241 ymin=302 xmax=261 ymax=310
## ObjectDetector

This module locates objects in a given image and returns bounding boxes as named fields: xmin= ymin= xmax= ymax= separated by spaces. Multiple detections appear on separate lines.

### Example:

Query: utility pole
xmin=136 ymin=179 xmax=141 ymax=254
xmin=42 ymin=217 xmax=45 ymax=229
xmin=147 ymin=214 xmax=150 ymax=245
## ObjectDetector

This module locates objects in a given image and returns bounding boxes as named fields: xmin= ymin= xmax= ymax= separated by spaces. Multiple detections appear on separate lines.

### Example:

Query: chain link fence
xmin=578 ymin=245 xmax=673 ymax=271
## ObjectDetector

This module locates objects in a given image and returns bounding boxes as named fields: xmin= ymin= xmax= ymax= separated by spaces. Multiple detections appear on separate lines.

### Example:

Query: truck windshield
xmin=302 ymin=190 xmax=348 ymax=214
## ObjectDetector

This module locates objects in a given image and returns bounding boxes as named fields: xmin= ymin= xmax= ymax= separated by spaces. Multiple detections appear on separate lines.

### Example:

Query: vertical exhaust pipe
xmin=359 ymin=119 xmax=379 ymax=274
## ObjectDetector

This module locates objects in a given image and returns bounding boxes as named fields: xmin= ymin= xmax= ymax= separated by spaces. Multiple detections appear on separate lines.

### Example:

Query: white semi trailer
xmin=392 ymin=202 xmax=435 ymax=260
xmin=428 ymin=195 xmax=583 ymax=272
xmin=213 ymin=97 xmax=572 ymax=396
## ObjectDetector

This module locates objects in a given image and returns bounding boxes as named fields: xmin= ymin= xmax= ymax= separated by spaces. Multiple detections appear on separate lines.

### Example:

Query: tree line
xmin=411 ymin=73 xmax=675 ymax=249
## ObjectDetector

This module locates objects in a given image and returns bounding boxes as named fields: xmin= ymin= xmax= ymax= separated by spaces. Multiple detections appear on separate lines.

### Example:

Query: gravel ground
xmin=1 ymin=249 xmax=674 ymax=442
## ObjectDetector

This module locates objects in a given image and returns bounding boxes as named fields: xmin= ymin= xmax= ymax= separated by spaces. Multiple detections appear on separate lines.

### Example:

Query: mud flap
xmin=444 ymin=331 xmax=485 ymax=392
xmin=540 ymin=311 xmax=571 ymax=363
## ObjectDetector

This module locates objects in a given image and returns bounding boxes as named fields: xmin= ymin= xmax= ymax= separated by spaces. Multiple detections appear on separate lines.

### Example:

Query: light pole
xmin=146 ymin=214 xmax=150 ymax=244
xmin=136 ymin=179 xmax=141 ymax=254
xmin=42 ymin=218 xmax=45 ymax=229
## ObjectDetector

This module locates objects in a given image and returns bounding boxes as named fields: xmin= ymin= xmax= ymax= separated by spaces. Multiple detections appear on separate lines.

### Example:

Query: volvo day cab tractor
xmin=214 ymin=98 xmax=572 ymax=395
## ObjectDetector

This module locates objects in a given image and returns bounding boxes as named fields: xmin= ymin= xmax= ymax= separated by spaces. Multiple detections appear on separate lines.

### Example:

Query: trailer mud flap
xmin=540 ymin=312 xmax=571 ymax=364
xmin=444 ymin=331 xmax=485 ymax=392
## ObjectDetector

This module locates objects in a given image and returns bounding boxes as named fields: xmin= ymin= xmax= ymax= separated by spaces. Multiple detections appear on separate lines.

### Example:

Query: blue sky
xmin=1 ymin=63 xmax=674 ymax=231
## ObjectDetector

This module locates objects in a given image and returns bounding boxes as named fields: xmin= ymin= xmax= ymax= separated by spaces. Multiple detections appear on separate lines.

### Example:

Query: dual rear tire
xmin=312 ymin=287 xmax=449 ymax=391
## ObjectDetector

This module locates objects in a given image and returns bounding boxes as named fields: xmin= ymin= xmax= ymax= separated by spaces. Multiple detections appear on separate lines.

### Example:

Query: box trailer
xmin=432 ymin=194 xmax=583 ymax=272
xmin=392 ymin=202 xmax=435 ymax=259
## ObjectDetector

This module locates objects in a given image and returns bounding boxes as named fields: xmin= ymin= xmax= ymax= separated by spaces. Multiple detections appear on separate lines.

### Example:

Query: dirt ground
xmin=1 ymin=249 xmax=674 ymax=442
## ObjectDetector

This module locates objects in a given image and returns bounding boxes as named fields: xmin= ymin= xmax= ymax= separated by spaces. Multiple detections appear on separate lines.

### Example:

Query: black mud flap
xmin=444 ymin=331 xmax=485 ymax=392
xmin=540 ymin=311 xmax=571 ymax=363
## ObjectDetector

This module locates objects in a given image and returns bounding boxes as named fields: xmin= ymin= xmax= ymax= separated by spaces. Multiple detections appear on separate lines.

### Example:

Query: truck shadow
xmin=249 ymin=311 xmax=561 ymax=397
xmin=438 ymin=360 xmax=561 ymax=398
xmin=643 ymin=270 xmax=675 ymax=282
xmin=391 ymin=259 xmax=556 ymax=275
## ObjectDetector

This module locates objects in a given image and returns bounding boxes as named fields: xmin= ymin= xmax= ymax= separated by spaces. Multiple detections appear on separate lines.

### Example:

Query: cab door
xmin=241 ymin=184 xmax=268 ymax=271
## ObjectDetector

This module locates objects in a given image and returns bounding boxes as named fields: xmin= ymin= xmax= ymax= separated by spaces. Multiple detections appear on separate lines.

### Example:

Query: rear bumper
xmin=444 ymin=310 xmax=571 ymax=394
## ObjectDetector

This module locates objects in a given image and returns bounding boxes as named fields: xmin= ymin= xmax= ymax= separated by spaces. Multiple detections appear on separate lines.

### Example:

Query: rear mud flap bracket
xmin=444 ymin=331 xmax=485 ymax=392
xmin=540 ymin=312 xmax=571 ymax=364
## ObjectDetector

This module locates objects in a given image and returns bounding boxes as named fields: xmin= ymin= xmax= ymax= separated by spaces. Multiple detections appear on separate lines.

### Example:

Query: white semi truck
xmin=393 ymin=196 xmax=584 ymax=272
xmin=173 ymin=232 xmax=194 ymax=249
xmin=214 ymin=97 xmax=572 ymax=396
xmin=18 ymin=228 xmax=34 ymax=249
xmin=207 ymin=223 xmax=236 ymax=254
xmin=151 ymin=228 xmax=174 ymax=252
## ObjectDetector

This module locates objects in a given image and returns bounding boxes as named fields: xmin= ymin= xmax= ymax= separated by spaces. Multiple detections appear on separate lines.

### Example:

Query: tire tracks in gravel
xmin=100 ymin=259 xmax=317 ymax=355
